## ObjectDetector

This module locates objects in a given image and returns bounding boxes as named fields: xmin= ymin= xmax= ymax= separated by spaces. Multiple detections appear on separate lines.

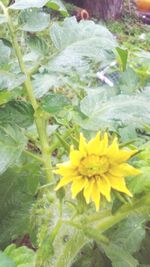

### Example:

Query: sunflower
xmin=55 ymin=132 xmax=140 ymax=211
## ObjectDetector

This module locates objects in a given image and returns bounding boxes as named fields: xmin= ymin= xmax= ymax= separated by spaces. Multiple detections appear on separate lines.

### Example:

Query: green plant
xmin=0 ymin=0 xmax=150 ymax=266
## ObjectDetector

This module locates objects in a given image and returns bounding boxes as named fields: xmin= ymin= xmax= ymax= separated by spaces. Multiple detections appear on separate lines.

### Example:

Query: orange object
xmin=136 ymin=0 xmax=150 ymax=12
xmin=72 ymin=7 xmax=90 ymax=21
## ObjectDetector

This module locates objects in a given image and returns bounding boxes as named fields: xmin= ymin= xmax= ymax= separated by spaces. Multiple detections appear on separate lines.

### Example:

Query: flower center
xmin=78 ymin=155 xmax=109 ymax=178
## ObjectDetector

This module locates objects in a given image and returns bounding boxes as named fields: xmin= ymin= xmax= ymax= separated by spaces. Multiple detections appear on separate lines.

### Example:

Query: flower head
xmin=55 ymin=132 xmax=140 ymax=211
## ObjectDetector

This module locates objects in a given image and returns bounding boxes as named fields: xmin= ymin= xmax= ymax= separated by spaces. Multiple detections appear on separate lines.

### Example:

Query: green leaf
xmin=0 ymin=91 xmax=12 ymax=106
xmin=0 ymin=252 xmax=16 ymax=267
xmin=0 ymin=100 xmax=34 ymax=128
xmin=41 ymin=93 xmax=70 ymax=114
xmin=10 ymin=0 xmax=67 ymax=15
xmin=46 ymin=0 xmax=68 ymax=16
xmin=103 ymin=243 xmax=139 ymax=267
xmin=0 ymin=158 xmax=41 ymax=247
xmin=9 ymin=0 xmax=49 ymax=9
xmin=48 ymin=17 xmax=116 ymax=73
xmin=4 ymin=246 xmax=36 ymax=266
xmin=118 ymin=67 xmax=139 ymax=94
xmin=32 ymin=73 xmax=63 ymax=98
xmin=79 ymin=93 xmax=150 ymax=131
xmin=0 ymin=125 xmax=27 ymax=174
xmin=116 ymin=47 xmax=128 ymax=72
xmin=109 ymin=214 xmax=146 ymax=254
xmin=55 ymin=230 xmax=88 ymax=267
xmin=0 ymin=71 xmax=25 ymax=91
xmin=27 ymin=35 xmax=49 ymax=55
xmin=19 ymin=9 xmax=50 ymax=32
xmin=0 ymin=40 xmax=11 ymax=66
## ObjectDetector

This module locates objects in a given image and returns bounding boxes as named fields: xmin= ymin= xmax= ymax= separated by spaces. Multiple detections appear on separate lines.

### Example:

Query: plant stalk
xmin=0 ymin=2 xmax=53 ymax=181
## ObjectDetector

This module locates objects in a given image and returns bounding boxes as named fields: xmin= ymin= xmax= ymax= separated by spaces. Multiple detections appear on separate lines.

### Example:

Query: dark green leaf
xmin=0 ymin=100 xmax=34 ymax=128
xmin=46 ymin=0 xmax=68 ymax=16
xmin=41 ymin=93 xmax=70 ymax=114
xmin=27 ymin=35 xmax=49 ymax=55
xmin=103 ymin=243 xmax=139 ymax=267
xmin=0 ymin=125 xmax=27 ymax=174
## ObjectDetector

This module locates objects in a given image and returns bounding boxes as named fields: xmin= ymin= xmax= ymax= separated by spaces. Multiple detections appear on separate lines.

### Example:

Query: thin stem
xmin=0 ymin=2 xmax=53 ymax=181
xmin=23 ymin=150 xmax=43 ymax=162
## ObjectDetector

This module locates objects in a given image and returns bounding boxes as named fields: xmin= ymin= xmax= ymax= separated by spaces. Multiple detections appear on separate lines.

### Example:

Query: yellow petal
xmin=107 ymin=138 xmax=119 ymax=157
xmin=108 ymin=175 xmax=132 ymax=197
xmin=55 ymin=177 xmax=73 ymax=191
xmin=91 ymin=181 xmax=101 ymax=211
xmin=79 ymin=133 xmax=87 ymax=156
xmin=54 ymin=165 xmax=77 ymax=177
xmin=113 ymin=149 xmax=138 ymax=164
xmin=97 ymin=176 xmax=111 ymax=201
xmin=110 ymin=163 xmax=140 ymax=177
xmin=99 ymin=132 xmax=108 ymax=154
xmin=87 ymin=131 xmax=101 ymax=155
xmin=83 ymin=179 xmax=94 ymax=204
xmin=70 ymin=147 xmax=83 ymax=166
xmin=71 ymin=177 xmax=87 ymax=198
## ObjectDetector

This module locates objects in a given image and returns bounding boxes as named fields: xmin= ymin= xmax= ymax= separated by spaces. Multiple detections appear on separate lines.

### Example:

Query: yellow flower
xmin=55 ymin=132 xmax=140 ymax=211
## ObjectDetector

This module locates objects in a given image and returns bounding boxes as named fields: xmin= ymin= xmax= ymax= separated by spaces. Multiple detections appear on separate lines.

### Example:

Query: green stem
xmin=95 ymin=194 xmax=150 ymax=234
xmin=0 ymin=2 xmax=53 ymax=181
xmin=23 ymin=150 xmax=43 ymax=162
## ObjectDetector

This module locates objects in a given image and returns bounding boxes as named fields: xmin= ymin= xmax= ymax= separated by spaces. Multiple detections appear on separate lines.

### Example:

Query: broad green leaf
xmin=0 ymin=40 xmax=11 ymax=66
xmin=0 ymin=100 xmax=34 ymax=128
xmin=27 ymin=35 xmax=49 ymax=55
xmin=0 ymin=71 xmax=25 ymax=91
xmin=118 ymin=67 xmax=139 ymax=94
xmin=46 ymin=0 xmax=68 ymax=16
xmin=0 ymin=125 xmax=27 ymax=174
xmin=55 ymin=230 xmax=88 ymax=267
xmin=129 ymin=167 xmax=150 ymax=195
xmin=0 ymin=252 xmax=16 ymax=267
xmin=48 ymin=17 xmax=116 ymax=73
xmin=41 ymin=93 xmax=70 ymax=114
xmin=79 ymin=93 xmax=150 ymax=131
xmin=109 ymin=214 xmax=146 ymax=254
xmin=9 ymin=0 xmax=49 ymax=9
xmin=0 ymin=158 xmax=41 ymax=247
xmin=103 ymin=243 xmax=139 ymax=267
xmin=10 ymin=0 xmax=67 ymax=15
xmin=72 ymin=243 xmax=111 ymax=267
xmin=19 ymin=9 xmax=50 ymax=32
xmin=116 ymin=47 xmax=128 ymax=72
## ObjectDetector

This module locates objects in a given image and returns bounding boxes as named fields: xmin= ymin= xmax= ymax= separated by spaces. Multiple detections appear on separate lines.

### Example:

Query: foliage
xmin=0 ymin=0 xmax=150 ymax=266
